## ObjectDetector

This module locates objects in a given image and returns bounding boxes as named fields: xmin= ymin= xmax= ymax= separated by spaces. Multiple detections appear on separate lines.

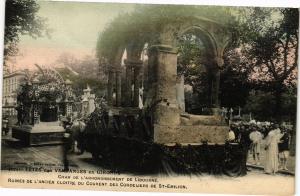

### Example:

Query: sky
xmin=10 ymin=0 xmax=135 ymax=70
xmin=5 ymin=0 xmax=299 ymax=72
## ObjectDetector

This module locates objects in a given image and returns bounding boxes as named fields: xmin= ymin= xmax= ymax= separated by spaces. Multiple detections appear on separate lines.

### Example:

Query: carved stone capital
xmin=148 ymin=45 xmax=178 ymax=55
xmin=124 ymin=59 xmax=143 ymax=68
xmin=215 ymin=56 xmax=224 ymax=67
xmin=108 ymin=65 xmax=122 ymax=73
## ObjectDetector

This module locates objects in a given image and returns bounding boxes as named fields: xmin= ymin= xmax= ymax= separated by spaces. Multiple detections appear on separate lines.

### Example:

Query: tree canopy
xmin=96 ymin=5 xmax=298 ymax=122
xmin=228 ymin=8 xmax=298 ymax=121
xmin=4 ymin=0 xmax=50 ymax=61
xmin=96 ymin=4 xmax=236 ymax=62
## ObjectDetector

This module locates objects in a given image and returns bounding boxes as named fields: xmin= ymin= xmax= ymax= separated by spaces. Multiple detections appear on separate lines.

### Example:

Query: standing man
xmin=2 ymin=115 xmax=9 ymax=135
xmin=278 ymin=127 xmax=290 ymax=170
xmin=239 ymin=124 xmax=252 ymax=174
xmin=62 ymin=116 xmax=73 ymax=172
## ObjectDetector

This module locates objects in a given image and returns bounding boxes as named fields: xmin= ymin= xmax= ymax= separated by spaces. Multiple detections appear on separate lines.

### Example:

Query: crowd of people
xmin=229 ymin=122 xmax=291 ymax=174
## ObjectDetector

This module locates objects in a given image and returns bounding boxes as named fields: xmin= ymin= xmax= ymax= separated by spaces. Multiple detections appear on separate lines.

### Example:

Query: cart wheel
xmin=223 ymin=159 xmax=243 ymax=177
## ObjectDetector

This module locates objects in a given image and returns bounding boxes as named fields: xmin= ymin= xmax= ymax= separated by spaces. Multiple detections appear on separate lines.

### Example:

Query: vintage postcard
xmin=0 ymin=0 xmax=298 ymax=195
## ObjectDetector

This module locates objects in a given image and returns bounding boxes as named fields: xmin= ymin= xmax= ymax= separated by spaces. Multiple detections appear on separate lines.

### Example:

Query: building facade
xmin=2 ymin=70 xmax=26 ymax=117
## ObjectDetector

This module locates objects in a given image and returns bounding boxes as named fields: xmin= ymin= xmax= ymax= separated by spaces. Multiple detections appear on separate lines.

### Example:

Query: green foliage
xmin=281 ymin=88 xmax=297 ymax=122
xmin=177 ymin=33 xmax=206 ymax=75
xmin=17 ymin=82 xmax=33 ymax=106
xmin=234 ymin=8 xmax=298 ymax=86
xmin=4 ymin=0 xmax=50 ymax=59
xmin=55 ymin=57 xmax=107 ymax=99
xmin=96 ymin=4 xmax=236 ymax=61
xmin=243 ymin=91 xmax=276 ymax=121
xmin=71 ymin=77 xmax=106 ymax=99
xmin=243 ymin=88 xmax=296 ymax=122
xmin=227 ymin=8 xmax=298 ymax=121
xmin=38 ymin=89 xmax=64 ymax=102
xmin=177 ymin=33 xmax=211 ymax=110
xmin=220 ymin=65 xmax=251 ymax=108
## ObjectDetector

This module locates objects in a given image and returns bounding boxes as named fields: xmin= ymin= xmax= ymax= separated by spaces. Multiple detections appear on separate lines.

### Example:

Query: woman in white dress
xmin=264 ymin=125 xmax=284 ymax=174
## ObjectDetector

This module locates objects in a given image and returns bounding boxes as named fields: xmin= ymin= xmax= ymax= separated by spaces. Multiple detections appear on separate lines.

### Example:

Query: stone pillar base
xmin=153 ymin=124 xmax=228 ymax=144
xmin=153 ymin=103 xmax=180 ymax=126
xmin=211 ymin=107 xmax=221 ymax=116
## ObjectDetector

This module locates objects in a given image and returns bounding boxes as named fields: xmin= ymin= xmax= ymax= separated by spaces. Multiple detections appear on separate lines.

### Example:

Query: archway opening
xmin=40 ymin=105 xmax=58 ymax=122
xmin=176 ymin=30 xmax=216 ymax=114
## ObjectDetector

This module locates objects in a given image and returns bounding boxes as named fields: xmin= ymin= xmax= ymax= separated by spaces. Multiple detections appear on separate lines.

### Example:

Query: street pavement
xmin=247 ymin=139 xmax=295 ymax=174
xmin=2 ymin=139 xmax=293 ymax=196
xmin=1 ymin=139 xmax=295 ymax=195
xmin=1 ymin=135 xmax=295 ymax=174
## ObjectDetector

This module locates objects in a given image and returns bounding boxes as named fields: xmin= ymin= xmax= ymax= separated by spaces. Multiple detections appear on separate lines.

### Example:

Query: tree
xmin=219 ymin=65 xmax=251 ymax=108
xmin=231 ymin=8 xmax=298 ymax=122
xmin=176 ymin=31 xmax=252 ymax=111
xmin=96 ymin=4 xmax=236 ymax=62
xmin=4 ymin=0 xmax=50 ymax=62
xmin=177 ymin=33 xmax=210 ymax=110
xmin=243 ymin=90 xmax=276 ymax=121
xmin=55 ymin=55 xmax=107 ymax=99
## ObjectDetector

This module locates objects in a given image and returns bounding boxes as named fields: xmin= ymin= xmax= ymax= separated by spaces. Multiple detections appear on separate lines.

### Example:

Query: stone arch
xmin=103 ymin=14 xmax=232 ymax=111
xmin=174 ymin=25 xmax=222 ymax=109
xmin=158 ymin=16 xmax=231 ymax=68
xmin=97 ymin=8 xmax=235 ymax=145
xmin=106 ymin=45 xmax=125 ymax=106
xmin=176 ymin=25 xmax=219 ymax=69
xmin=150 ymin=18 xmax=231 ymax=110
xmin=122 ymin=41 xmax=145 ymax=107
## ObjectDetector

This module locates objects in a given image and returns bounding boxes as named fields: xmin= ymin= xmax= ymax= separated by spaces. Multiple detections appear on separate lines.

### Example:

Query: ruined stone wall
xmin=154 ymin=124 xmax=228 ymax=144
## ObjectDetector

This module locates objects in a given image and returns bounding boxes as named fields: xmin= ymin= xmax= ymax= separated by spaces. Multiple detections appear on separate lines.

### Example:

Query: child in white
xmin=249 ymin=128 xmax=263 ymax=165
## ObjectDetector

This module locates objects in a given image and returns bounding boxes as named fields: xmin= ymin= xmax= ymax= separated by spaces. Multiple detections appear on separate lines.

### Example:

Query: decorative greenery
xmin=96 ymin=4 xmax=237 ymax=62
xmin=81 ymin=109 xmax=245 ymax=175
xmin=37 ymin=88 xmax=65 ymax=102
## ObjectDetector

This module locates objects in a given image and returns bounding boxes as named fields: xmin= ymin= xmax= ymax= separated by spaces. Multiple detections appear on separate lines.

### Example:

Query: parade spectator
xmin=62 ymin=116 xmax=75 ymax=171
xmin=249 ymin=126 xmax=263 ymax=165
xmin=230 ymin=124 xmax=239 ymax=142
xmin=264 ymin=124 xmax=284 ymax=174
xmin=228 ymin=128 xmax=236 ymax=142
xmin=61 ymin=115 xmax=73 ymax=129
xmin=62 ymin=129 xmax=71 ymax=172
xmin=239 ymin=124 xmax=252 ymax=173
xmin=2 ymin=115 xmax=9 ymax=135
xmin=278 ymin=127 xmax=290 ymax=170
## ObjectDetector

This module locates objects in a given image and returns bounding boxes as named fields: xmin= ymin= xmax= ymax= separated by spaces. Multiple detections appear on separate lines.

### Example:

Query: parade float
xmin=78 ymin=6 xmax=245 ymax=176
xmin=11 ymin=65 xmax=75 ymax=146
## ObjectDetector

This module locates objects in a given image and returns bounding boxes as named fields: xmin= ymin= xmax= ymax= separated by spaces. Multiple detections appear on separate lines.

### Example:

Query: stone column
xmin=213 ymin=70 xmax=220 ymax=107
xmin=124 ymin=59 xmax=143 ymax=107
xmin=107 ymin=70 xmax=115 ymax=106
xmin=176 ymin=75 xmax=185 ymax=112
xmin=133 ymin=62 xmax=143 ymax=107
xmin=124 ymin=60 xmax=133 ymax=106
xmin=210 ymin=65 xmax=221 ymax=115
xmin=148 ymin=45 xmax=180 ymax=126
xmin=115 ymin=68 xmax=122 ymax=107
